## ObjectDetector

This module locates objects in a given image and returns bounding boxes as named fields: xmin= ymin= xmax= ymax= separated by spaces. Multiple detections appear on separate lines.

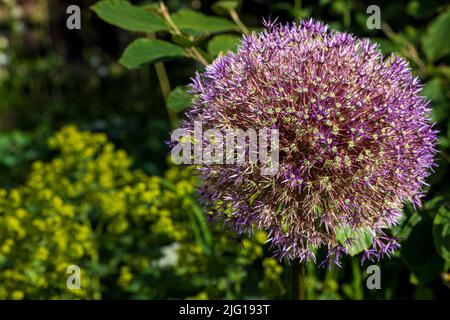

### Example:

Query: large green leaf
xmin=171 ymin=9 xmax=237 ymax=34
xmin=119 ymin=39 xmax=186 ymax=69
xmin=91 ymin=0 xmax=168 ymax=33
xmin=335 ymin=225 xmax=373 ymax=256
xmin=433 ymin=207 xmax=450 ymax=262
xmin=167 ymin=86 xmax=193 ymax=112
xmin=422 ymin=9 xmax=450 ymax=62
xmin=207 ymin=34 xmax=241 ymax=56
xmin=422 ymin=78 xmax=446 ymax=101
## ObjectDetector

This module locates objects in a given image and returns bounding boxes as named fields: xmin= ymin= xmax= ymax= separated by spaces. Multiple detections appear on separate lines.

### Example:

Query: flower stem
xmin=159 ymin=1 xmax=182 ymax=35
xmin=188 ymin=47 xmax=209 ymax=66
xmin=147 ymin=33 xmax=178 ymax=128
xmin=154 ymin=61 xmax=178 ymax=128
xmin=159 ymin=1 xmax=209 ymax=67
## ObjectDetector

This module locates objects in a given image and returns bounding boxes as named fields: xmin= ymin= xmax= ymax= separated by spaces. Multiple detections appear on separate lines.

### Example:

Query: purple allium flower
xmin=173 ymin=19 xmax=437 ymax=265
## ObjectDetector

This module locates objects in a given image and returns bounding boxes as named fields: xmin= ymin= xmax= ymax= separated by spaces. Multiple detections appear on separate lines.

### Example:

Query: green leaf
xmin=158 ymin=177 xmax=212 ymax=254
xmin=373 ymin=38 xmax=402 ymax=55
xmin=422 ymin=9 xmax=450 ymax=62
xmin=433 ymin=207 xmax=450 ymax=262
xmin=335 ymin=225 xmax=373 ymax=256
xmin=119 ymin=39 xmax=185 ymax=69
xmin=422 ymin=78 xmax=446 ymax=101
xmin=167 ymin=86 xmax=193 ymax=112
xmin=211 ymin=1 xmax=239 ymax=15
xmin=91 ymin=0 xmax=168 ymax=33
xmin=171 ymin=33 xmax=209 ymax=47
xmin=171 ymin=9 xmax=237 ymax=34
xmin=207 ymin=34 xmax=241 ymax=56
xmin=425 ymin=196 xmax=447 ymax=211
xmin=191 ymin=203 xmax=213 ymax=251
xmin=401 ymin=214 xmax=445 ymax=284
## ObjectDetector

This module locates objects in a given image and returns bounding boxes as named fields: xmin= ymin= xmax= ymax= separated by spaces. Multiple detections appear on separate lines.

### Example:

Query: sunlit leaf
xmin=335 ymin=225 xmax=373 ymax=256
xmin=171 ymin=9 xmax=237 ymax=34
xmin=119 ymin=39 xmax=185 ymax=69
xmin=422 ymin=9 xmax=450 ymax=62
xmin=167 ymin=86 xmax=193 ymax=112
xmin=421 ymin=78 xmax=448 ymax=122
xmin=207 ymin=34 xmax=241 ymax=55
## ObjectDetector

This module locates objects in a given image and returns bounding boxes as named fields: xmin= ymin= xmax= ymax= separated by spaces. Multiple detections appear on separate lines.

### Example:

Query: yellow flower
xmin=11 ymin=290 xmax=24 ymax=300
xmin=35 ymin=247 xmax=49 ymax=260
xmin=118 ymin=266 xmax=133 ymax=289
xmin=255 ymin=231 xmax=267 ymax=244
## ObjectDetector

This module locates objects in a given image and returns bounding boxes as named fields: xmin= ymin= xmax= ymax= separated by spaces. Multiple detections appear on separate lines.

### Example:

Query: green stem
xmin=159 ymin=1 xmax=182 ymax=35
xmin=351 ymin=258 xmax=364 ymax=299
xmin=298 ymin=263 xmax=306 ymax=300
xmin=294 ymin=0 xmax=302 ymax=17
xmin=343 ymin=7 xmax=351 ymax=28
xmin=188 ymin=47 xmax=209 ymax=66
xmin=154 ymin=61 xmax=178 ymax=128
xmin=147 ymin=33 xmax=178 ymax=128
xmin=90 ymin=250 xmax=102 ymax=300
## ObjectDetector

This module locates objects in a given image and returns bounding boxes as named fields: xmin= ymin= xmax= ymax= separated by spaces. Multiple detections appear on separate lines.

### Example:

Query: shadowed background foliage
xmin=0 ymin=0 xmax=449 ymax=299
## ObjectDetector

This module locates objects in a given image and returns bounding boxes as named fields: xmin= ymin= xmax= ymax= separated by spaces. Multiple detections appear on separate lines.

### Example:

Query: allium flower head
xmin=174 ymin=19 xmax=437 ymax=265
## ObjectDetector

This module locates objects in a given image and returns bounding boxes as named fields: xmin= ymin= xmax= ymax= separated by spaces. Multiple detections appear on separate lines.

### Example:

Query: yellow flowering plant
xmin=0 ymin=126 xmax=284 ymax=299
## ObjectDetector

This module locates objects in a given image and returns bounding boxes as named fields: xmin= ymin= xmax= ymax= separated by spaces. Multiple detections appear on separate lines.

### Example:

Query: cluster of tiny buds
xmin=175 ymin=19 xmax=437 ymax=265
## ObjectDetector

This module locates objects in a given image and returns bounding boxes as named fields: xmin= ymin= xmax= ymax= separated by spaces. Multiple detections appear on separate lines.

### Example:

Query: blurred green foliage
xmin=0 ymin=0 xmax=449 ymax=299
xmin=0 ymin=126 xmax=285 ymax=299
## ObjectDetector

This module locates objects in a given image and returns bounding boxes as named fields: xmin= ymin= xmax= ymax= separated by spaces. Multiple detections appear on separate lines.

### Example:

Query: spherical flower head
xmin=174 ymin=19 xmax=437 ymax=265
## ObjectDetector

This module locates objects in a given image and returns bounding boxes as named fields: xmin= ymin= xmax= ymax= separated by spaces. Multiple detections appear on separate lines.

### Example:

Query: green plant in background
xmin=91 ymin=0 xmax=247 ymax=117
xmin=0 ymin=0 xmax=449 ymax=300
